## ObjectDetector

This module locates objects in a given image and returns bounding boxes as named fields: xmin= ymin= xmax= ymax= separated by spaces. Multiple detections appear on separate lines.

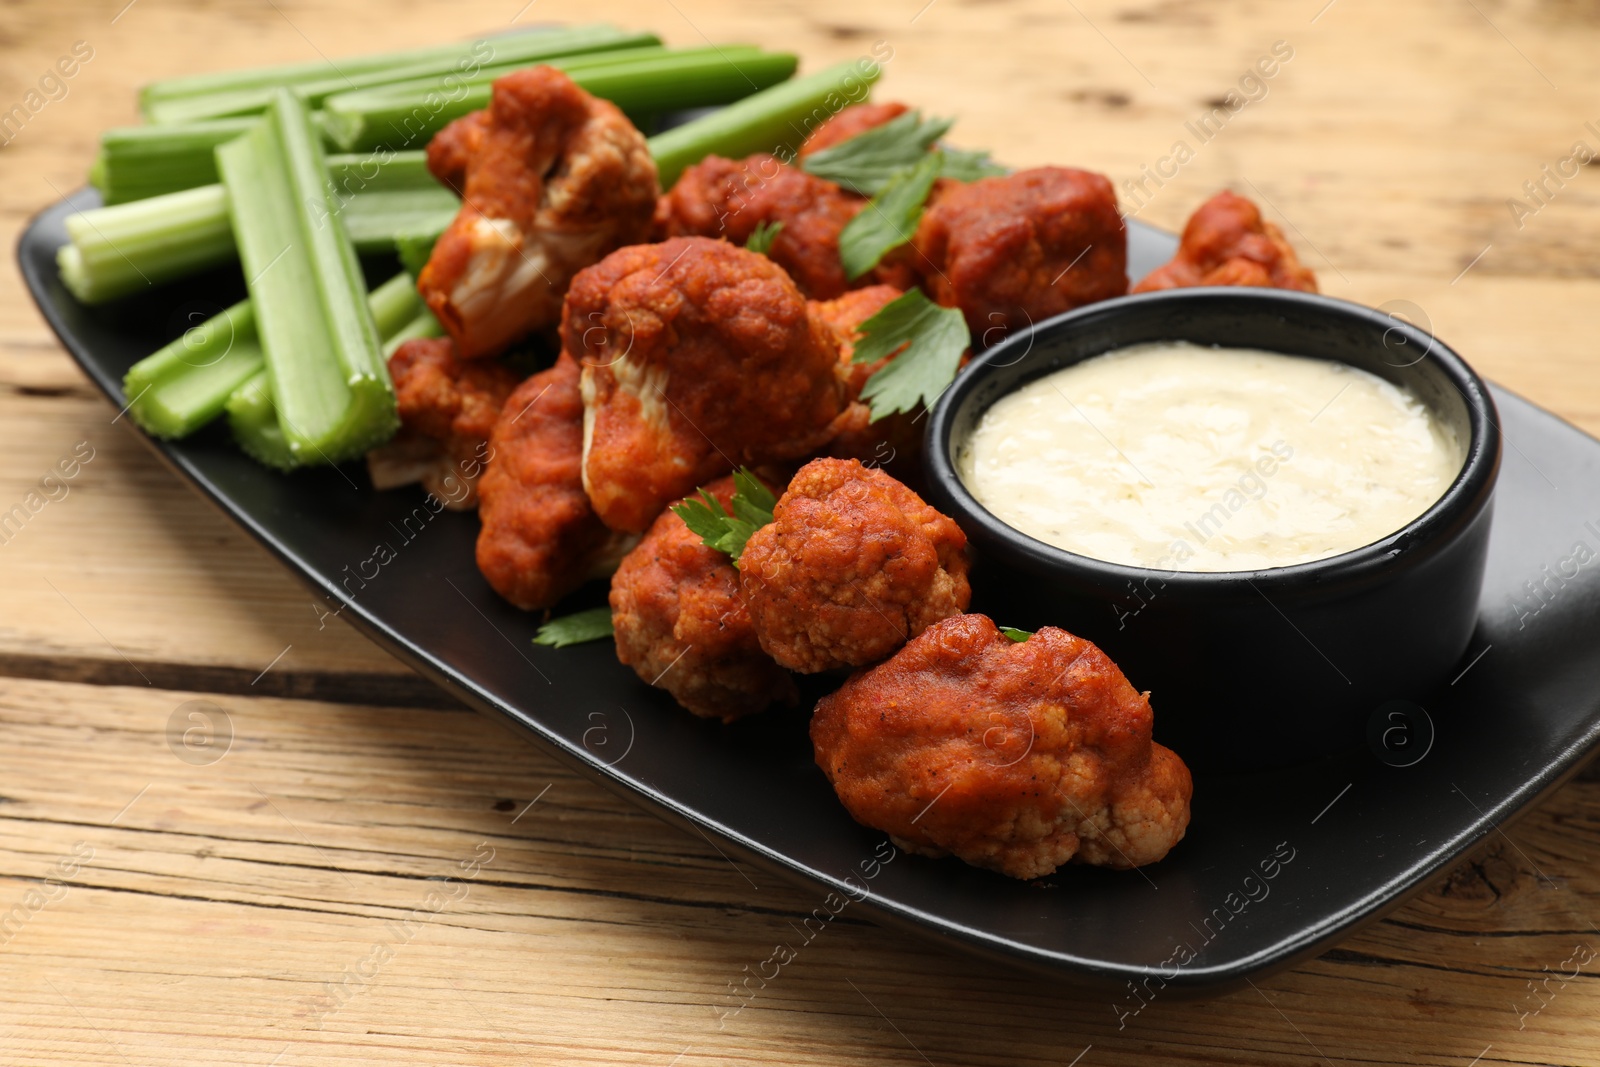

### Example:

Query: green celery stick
xmin=395 ymin=229 xmax=444 ymax=280
xmin=125 ymin=272 xmax=421 ymax=442
xmin=123 ymin=301 xmax=265 ymax=439
xmin=314 ymin=44 xmax=683 ymax=150
xmin=362 ymin=268 xmax=431 ymax=343
xmin=61 ymin=151 xmax=448 ymax=305
xmin=382 ymin=308 xmax=445 ymax=356
xmin=324 ymin=152 xmax=459 ymax=251
xmin=217 ymin=89 xmax=395 ymax=463
xmin=57 ymin=184 xmax=236 ymax=304
xmin=225 ymin=274 xmax=426 ymax=468
xmin=647 ymin=58 xmax=883 ymax=187
xmin=321 ymin=45 xmax=788 ymax=152
xmin=141 ymin=25 xmax=657 ymax=122
xmin=90 ymin=118 xmax=257 ymax=204
xmin=224 ymin=371 xmax=295 ymax=469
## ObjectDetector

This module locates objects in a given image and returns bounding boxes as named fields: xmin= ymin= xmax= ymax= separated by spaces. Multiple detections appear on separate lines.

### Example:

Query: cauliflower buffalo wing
xmin=739 ymin=458 xmax=970 ymax=673
xmin=810 ymin=284 xmax=905 ymax=400
xmin=610 ymin=475 xmax=797 ymax=720
xmin=812 ymin=614 xmax=1193 ymax=879
xmin=912 ymin=167 xmax=1128 ymax=337
xmin=425 ymin=109 xmax=488 ymax=195
xmin=418 ymin=66 xmax=659 ymax=358
xmin=568 ymin=237 xmax=844 ymax=534
xmin=476 ymin=353 xmax=635 ymax=610
xmin=366 ymin=337 xmax=523 ymax=508
xmin=1133 ymin=190 xmax=1318 ymax=293
xmin=654 ymin=154 xmax=867 ymax=299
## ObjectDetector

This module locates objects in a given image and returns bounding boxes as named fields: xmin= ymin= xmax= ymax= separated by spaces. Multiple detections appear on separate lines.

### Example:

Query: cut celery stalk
xmin=217 ymin=89 xmax=395 ymax=464
xmin=90 ymin=118 xmax=256 ymax=204
xmin=325 ymin=152 xmax=460 ymax=250
xmin=382 ymin=308 xmax=445 ymax=356
xmin=283 ymin=40 xmax=664 ymax=110
xmin=225 ymin=273 xmax=423 ymax=469
xmin=57 ymin=184 xmax=236 ymax=304
xmin=322 ymin=45 xmax=787 ymax=151
xmin=647 ymin=58 xmax=884 ymax=187
xmin=224 ymin=371 xmax=295 ymax=469
xmin=124 ymin=272 xmax=421 ymax=443
xmin=123 ymin=301 xmax=264 ymax=439
xmin=61 ymin=151 xmax=447 ymax=305
xmin=126 ymin=273 xmax=419 ymax=444
xmin=141 ymin=25 xmax=658 ymax=123
xmin=314 ymin=44 xmax=677 ymax=151
xmin=394 ymin=229 xmax=444 ymax=280
xmin=366 ymin=269 xmax=430 ymax=339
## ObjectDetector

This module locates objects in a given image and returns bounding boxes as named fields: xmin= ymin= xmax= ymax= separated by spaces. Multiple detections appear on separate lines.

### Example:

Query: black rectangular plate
xmin=19 ymin=189 xmax=1600 ymax=994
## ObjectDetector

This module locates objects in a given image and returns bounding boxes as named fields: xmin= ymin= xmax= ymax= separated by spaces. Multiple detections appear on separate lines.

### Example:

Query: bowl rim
xmin=924 ymin=286 xmax=1503 ymax=594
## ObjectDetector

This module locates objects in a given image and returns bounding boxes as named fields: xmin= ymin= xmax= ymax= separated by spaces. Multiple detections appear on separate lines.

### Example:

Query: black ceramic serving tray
xmin=20 ymin=190 xmax=1600 ymax=995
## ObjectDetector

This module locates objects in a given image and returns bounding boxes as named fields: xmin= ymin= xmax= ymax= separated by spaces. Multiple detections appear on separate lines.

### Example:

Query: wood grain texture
xmin=3 ymin=0 xmax=1600 ymax=1062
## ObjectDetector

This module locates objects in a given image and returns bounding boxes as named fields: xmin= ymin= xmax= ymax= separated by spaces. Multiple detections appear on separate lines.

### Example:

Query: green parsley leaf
xmin=938 ymin=145 xmax=1007 ymax=183
xmin=801 ymin=111 xmax=1006 ymax=196
xmin=998 ymin=626 xmax=1034 ymax=643
xmin=852 ymin=289 xmax=970 ymax=420
xmin=728 ymin=468 xmax=777 ymax=527
xmin=744 ymin=220 xmax=784 ymax=255
xmin=670 ymin=467 xmax=777 ymax=565
xmin=838 ymin=149 xmax=944 ymax=280
xmin=532 ymin=607 xmax=614 ymax=648
xmin=802 ymin=110 xmax=951 ymax=195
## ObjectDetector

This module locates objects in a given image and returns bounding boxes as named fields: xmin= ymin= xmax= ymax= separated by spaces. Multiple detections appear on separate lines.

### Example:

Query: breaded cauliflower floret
xmin=366 ymin=336 xmax=523 ymax=508
xmin=654 ymin=154 xmax=867 ymax=299
xmin=418 ymin=66 xmax=659 ymax=358
xmin=912 ymin=167 xmax=1128 ymax=336
xmin=811 ymin=614 xmax=1193 ymax=879
xmin=476 ymin=353 xmax=635 ymax=610
xmin=809 ymin=284 xmax=906 ymax=399
xmin=1132 ymin=190 xmax=1318 ymax=294
xmin=610 ymin=475 xmax=797 ymax=721
xmin=425 ymin=109 xmax=488 ymax=195
xmin=739 ymin=458 xmax=970 ymax=673
xmin=568 ymin=237 xmax=844 ymax=534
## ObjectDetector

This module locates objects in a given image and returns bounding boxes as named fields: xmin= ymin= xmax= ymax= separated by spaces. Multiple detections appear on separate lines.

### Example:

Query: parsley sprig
xmin=801 ymin=110 xmax=1005 ymax=196
xmin=532 ymin=607 xmax=614 ymax=648
xmin=745 ymin=220 xmax=783 ymax=255
xmin=670 ymin=468 xmax=777 ymax=565
xmin=838 ymin=149 xmax=944 ymax=281
xmin=999 ymin=626 xmax=1034 ymax=643
xmin=853 ymin=289 xmax=970 ymax=421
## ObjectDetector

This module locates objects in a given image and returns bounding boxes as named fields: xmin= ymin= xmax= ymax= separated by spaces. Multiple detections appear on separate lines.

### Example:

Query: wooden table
xmin=4 ymin=0 xmax=1599 ymax=1062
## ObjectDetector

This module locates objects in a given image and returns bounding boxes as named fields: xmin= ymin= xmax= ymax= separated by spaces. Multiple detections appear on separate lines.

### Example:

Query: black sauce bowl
xmin=924 ymin=288 xmax=1502 ymax=772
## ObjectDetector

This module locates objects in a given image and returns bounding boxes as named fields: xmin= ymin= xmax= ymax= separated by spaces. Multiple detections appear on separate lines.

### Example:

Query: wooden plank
xmin=0 ymin=390 xmax=437 ymax=699
xmin=0 ymin=677 xmax=1598 ymax=1065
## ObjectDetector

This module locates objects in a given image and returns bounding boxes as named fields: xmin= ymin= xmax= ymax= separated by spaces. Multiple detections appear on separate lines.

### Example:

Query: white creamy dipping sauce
xmin=958 ymin=341 xmax=1464 ymax=572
